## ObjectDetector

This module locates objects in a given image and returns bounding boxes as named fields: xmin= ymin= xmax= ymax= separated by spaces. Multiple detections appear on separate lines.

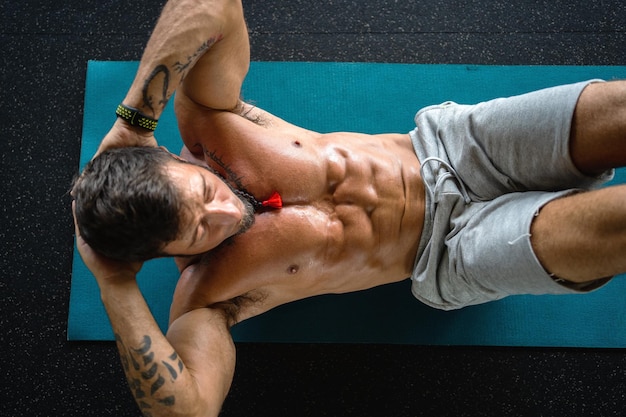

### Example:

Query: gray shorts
xmin=409 ymin=80 xmax=614 ymax=311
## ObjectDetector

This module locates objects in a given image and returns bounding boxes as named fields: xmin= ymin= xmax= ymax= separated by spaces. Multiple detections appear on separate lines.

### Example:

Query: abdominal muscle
xmin=315 ymin=133 xmax=425 ymax=278
xmin=172 ymin=103 xmax=425 ymax=323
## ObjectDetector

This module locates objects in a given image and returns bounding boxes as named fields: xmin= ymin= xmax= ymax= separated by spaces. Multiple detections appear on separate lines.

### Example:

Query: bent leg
xmin=571 ymin=81 xmax=626 ymax=175
xmin=531 ymin=185 xmax=626 ymax=282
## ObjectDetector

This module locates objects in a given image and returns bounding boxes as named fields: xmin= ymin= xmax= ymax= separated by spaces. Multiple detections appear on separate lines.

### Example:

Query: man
xmin=72 ymin=0 xmax=626 ymax=416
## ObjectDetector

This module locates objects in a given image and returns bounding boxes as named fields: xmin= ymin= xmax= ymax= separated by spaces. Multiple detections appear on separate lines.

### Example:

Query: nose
xmin=204 ymin=198 xmax=242 ymax=229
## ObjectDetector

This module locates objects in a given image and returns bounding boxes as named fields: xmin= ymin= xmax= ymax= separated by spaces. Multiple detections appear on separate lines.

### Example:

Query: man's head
xmin=72 ymin=147 xmax=254 ymax=262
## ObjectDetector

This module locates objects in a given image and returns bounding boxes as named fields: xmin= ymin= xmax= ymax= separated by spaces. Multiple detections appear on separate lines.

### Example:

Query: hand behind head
xmin=95 ymin=119 xmax=158 ymax=158
xmin=72 ymin=201 xmax=143 ymax=285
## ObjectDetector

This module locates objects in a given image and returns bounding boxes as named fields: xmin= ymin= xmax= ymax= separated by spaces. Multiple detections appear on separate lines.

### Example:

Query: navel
xmin=286 ymin=264 xmax=300 ymax=274
xmin=292 ymin=140 xmax=302 ymax=148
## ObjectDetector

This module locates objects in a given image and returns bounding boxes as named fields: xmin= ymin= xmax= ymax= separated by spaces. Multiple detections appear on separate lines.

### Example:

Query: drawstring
xmin=234 ymin=189 xmax=283 ymax=212
xmin=420 ymin=157 xmax=471 ymax=219
xmin=206 ymin=164 xmax=283 ymax=212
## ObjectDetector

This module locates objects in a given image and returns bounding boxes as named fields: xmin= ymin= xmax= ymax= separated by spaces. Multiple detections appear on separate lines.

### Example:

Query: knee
xmin=570 ymin=81 xmax=626 ymax=175
xmin=531 ymin=186 xmax=626 ymax=282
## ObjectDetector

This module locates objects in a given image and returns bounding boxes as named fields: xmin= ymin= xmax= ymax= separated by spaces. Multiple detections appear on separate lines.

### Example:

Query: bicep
xmin=166 ymin=307 xmax=236 ymax=416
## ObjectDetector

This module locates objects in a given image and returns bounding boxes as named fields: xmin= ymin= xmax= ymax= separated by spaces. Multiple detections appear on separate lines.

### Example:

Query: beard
xmin=207 ymin=186 xmax=257 ymax=251
xmin=234 ymin=192 xmax=256 ymax=235
xmin=196 ymin=162 xmax=258 ymax=236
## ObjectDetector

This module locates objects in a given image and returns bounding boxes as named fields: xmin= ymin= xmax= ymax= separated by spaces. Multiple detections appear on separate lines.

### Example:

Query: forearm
xmin=73 ymin=227 xmax=234 ymax=416
xmin=100 ymin=280 xmax=206 ymax=417
xmin=123 ymin=0 xmax=229 ymax=119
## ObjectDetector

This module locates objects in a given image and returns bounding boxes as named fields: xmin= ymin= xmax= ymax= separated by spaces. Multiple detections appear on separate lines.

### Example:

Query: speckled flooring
xmin=2 ymin=1 xmax=626 ymax=416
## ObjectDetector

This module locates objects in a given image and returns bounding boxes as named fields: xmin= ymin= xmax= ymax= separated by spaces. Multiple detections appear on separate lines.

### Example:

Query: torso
xmin=170 ymin=94 xmax=425 ymax=324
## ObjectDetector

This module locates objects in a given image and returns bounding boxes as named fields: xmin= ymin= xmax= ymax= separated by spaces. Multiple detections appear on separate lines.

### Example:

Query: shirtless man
xmin=72 ymin=0 xmax=626 ymax=416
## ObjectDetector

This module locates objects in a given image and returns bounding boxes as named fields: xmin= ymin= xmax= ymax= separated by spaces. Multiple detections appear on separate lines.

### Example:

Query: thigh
xmin=411 ymin=190 xmax=600 ymax=311
xmin=531 ymin=185 xmax=626 ymax=282
xmin=445 ymin=191 xmax=573 ymax=306
xmin=570 ymin=81 xmax=626 ymax=176
xmin=418 ymin=80 xmax=612 ymax=200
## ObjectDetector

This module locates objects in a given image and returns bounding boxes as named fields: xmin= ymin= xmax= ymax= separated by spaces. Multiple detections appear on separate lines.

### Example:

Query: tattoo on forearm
xmin=173 ymin=37 xmax=220 ymax=78
xmin=115 ymin=334 xmax=185 ymax=416
xmin=141 ymin=65 xmax=171 ymax=117
xmin=139 ymin=37 xmax=220 ymax=118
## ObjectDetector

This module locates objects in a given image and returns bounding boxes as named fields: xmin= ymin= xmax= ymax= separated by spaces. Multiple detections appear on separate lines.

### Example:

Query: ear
xmin=160 ymin=146 xmax=186 ymax=162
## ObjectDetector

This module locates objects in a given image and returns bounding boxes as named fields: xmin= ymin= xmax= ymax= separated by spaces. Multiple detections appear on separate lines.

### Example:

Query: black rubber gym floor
xmin=2 ymin=1 xmax=625 ymax=415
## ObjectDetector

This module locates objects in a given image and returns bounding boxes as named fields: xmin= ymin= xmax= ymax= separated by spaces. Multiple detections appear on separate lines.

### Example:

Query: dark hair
xmin=72 ymin=147 xmax=185 ymax=262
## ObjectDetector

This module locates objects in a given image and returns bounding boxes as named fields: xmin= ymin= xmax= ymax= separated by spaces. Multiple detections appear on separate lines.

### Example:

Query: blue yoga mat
xmin=69 ymin=61 xmax=626 ymax=347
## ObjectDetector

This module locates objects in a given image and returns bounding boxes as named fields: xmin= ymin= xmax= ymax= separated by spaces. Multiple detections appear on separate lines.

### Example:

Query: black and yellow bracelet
xmin=115 ymin=104 xmax=159 ymax=131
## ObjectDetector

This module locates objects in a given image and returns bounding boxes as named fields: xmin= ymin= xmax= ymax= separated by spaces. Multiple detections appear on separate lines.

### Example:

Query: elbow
xmin=156 ymin=397 xmax=221 ymax=417
xmin=134 ymin=387 xmax=221 ymax=417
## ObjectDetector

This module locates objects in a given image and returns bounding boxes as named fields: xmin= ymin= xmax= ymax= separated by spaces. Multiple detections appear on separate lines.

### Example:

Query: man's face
xmin=161 ymin=161 xmax=254 ymax=256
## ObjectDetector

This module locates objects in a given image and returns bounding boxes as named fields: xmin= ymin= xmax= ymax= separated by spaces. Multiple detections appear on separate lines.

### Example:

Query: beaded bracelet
xmin=115 ymin=104 xmax=158 ymax=131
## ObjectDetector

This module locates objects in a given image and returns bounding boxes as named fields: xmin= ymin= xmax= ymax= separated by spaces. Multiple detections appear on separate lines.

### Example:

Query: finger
xmin=71 ymin=200 xmax=81 ymax=236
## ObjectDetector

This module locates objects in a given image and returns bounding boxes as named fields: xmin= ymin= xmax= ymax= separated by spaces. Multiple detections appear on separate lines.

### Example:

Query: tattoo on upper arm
xmin=237 ymin=102 xmax=267 ymax=126
xmin=203 ymin=149 xmax=246 ymax=190
xmin=115 ymin=334 xmax=185 ymax=416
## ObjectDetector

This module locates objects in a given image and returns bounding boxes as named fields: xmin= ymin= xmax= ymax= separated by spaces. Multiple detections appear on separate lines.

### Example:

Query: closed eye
xmin=201 ymin=173 xmax=217 ymax=204
xmin=201 ymin=175 xmax=209 ymax=202
xmin=187 ymin=174 xmax=211 ymax=250
xmin=188 ymin=217 xmax=212 ymax=250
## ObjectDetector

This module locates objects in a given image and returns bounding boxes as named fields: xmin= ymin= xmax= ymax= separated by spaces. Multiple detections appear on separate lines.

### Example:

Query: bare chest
xmin=175 ymin=115 xmax=424 ymax=321
xmin=173 ymin=182 xmax=423 ymax=323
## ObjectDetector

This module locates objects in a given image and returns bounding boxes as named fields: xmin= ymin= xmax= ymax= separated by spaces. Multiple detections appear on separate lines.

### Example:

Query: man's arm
xmin=98 ymin=0 xmax=249 ymax=152
xmin=74 ymin=227 xmax=235 ymax=417
xmin=107 ymin=287 xmax=235 ymax=417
